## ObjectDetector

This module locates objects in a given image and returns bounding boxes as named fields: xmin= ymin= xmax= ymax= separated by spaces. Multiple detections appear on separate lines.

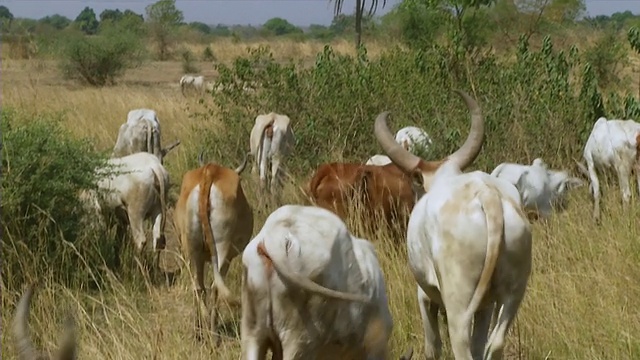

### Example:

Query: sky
xmin=0 ymin=0 xmax=638 ymax=26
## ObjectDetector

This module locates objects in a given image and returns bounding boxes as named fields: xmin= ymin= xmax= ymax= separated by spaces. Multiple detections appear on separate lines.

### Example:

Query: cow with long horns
xmin=375 ymin=90 xmax=532 ymax=360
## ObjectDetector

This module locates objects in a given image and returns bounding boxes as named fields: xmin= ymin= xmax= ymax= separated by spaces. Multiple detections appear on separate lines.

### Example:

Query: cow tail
xmin=464 ymin=187 xmax=503 ymax=322
xmin=198 ymin=165 xmax=233 ymax=301
xmin=150 ymin=164 xmax=167 ymax=250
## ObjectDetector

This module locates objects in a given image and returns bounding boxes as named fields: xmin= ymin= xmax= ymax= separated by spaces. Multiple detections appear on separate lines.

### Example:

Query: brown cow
xmin=307 ymin=154 xmax=423 ymax=228
xmin=12 ymin=284 xmax=76 ymax=360
xmin=173 ymin=152 xmax=254 ymax=341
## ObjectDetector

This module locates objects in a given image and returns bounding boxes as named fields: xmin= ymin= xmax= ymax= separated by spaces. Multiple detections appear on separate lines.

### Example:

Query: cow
xmin=240 ymin=204 xmax=413 ymax=360
xmin=374 ymin=89 xmax=532 ymax=360
xmin=249 ymin=112 xmax=296 ymax=194
xmin=112 ymin=108 xmax=181 ymax=164
xmin=575 ymin=117 xmax=640 ymax=222
xmin=173 ymin=153 xmax=254 ymax=340
xmin=365 ymin=154 xmax=393 ymax=166
xmin=307 ymin=161 xmax=421 ymax=230
xmin=491 ymin=157 xmax=584 ymax=219
xmin=83 ymin=152 xmax=169 ymax=269
xmin=395 ymin=126 xmax=432 ymax=155
xmin=180 ymin=74 xmax=206 ymax=96
xmin=12 ymin=284 xmax=76 ymax=360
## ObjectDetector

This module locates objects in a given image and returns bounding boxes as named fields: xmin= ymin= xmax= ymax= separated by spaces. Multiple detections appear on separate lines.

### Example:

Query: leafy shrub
xmin=202 ymin=36 xmax=632 ymax=179
xmin=202 ymin=45 xmax=216 ymax=61
xmin=180 ymin=47 xmax=200 ymax=73
xmin=584 ymin=30 xmax=628 ymax=90
xmin=58 ymin=28 xmax=145 ymax=86
xmin=1 ymin=109 xmax=115 ymax=289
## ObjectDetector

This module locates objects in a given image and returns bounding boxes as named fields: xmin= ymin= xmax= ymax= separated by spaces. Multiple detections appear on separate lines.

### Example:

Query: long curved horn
xmin=374 ymin=111 xmax=423 ymax=173
xmin=12 ymin=284 xmax=42 ymax=360
xmin=446 ymin=89 xmax=485 ymax=170
xmin=235 ymin=152 xmax=250 ymax=174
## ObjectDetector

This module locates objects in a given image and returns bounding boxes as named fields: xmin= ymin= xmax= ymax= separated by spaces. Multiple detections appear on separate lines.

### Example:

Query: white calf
xmin=241 ymin=205 xmax=398 ymax=360
xmin=575 ymin=117 xmax=640 ymax=221
xmin=180 ymin=75 xmax=206 ymax=96
xmin=491 ymin=158 xmax=584 ymax=219
xmin=395 ymin=126 xmax=432 ymax=155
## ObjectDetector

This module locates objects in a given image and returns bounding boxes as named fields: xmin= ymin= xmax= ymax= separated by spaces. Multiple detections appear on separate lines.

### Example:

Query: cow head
xmin=374 ymin=90 xmax=484 ymax=193
xmin=12 ymin=284 xmax=76 ymax=360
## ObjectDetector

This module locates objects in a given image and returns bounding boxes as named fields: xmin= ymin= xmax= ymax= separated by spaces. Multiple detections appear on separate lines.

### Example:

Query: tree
xmin=74 ymin=6 xmax=99 ymax=35
xmin=39 ymin=14 xmax=71 ymax=30
xmin=188 ymin=21 xmax=210 ymax=34
xmin=0 ymin=5 xmax=13 ymax=29
xmin=330 ymin=0 xmax=386 ymax=49
xmin=99 ymin=9 xmax=124 ymax=23
xmin=263 ymin=17 xmax=302 ymax=36
xmin=145 ymin=0 xmax=184 ymax=60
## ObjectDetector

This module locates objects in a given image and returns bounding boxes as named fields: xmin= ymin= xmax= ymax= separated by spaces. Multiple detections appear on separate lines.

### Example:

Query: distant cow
xmin=180 ymin=75 xmax=206 ymax=96
xmin=575 ymin=117 xmax=640 ymax=222
xmin=249 ymin=112 xmax=296 ymax=194
xmin=173 ymin=153 xmax=253 ymax=340
xmin=241 ymin=205 xmax=412 ymax=359
xmin=112 ymin=108 xmax=180 ymax=164
xmin=491 ymin=158 xmax=584 ymax=219
xmin=12 ymin=284 xmax=76 ymax=360
xmin=83 ymin=152 xmax=170 ymax=269
xmin=395 ymin=126 xmax=432 ymax=155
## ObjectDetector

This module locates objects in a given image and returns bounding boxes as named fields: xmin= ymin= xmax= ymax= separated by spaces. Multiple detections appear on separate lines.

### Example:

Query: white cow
xmin=83 ymin=152 xmax=170 ymax=268
xmin=491 ymin=158 xmax=584 ymax=219
xmin=241 ymin=205 xmax=405 ymax=360
xmin=112 ymin=109 xmax=180 ymax=164
xmin=575 ymin=117 xmax=640 ymax=222
xmin=375 ymin=90 xmax=532 ymax=360
xmin=180 ymin=74 xmax=206 ymax=96
xmin=365 ymin=154 xmax=392 ymax=166
xmin=395 ymin=126 xmax=432 ymax=155
xmin=249 ymin=112 xmax=296 ymax=193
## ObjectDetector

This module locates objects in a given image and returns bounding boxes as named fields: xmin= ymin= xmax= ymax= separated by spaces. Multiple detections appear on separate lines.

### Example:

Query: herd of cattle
xmin=11 ymin=88 xmax=640 ymax=359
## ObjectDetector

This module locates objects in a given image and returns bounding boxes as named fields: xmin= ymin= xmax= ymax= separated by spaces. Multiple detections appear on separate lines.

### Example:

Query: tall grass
xmin=2 ymin=38 xmax=640 ymax=359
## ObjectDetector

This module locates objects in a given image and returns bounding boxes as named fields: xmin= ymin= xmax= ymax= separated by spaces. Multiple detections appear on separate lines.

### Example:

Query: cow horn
xmin=235 ymin=152 xmax=251 ymax=174
xmin=12 ymin=284 xmax=41 ymax=360
xmin=161 ymin=140 xmax=181 ymax=157
xmin=13 ymin=284 xmax=77 ymax=360
xmin=446 ymin=89 xmax=485 ymax=170
xmin=374 ymin=111 xmax=423 ymax=173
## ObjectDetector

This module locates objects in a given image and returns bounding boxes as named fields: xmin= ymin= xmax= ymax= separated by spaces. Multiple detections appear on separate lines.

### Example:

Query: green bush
xmin=58 ymin=28 xmax=145 ymax=86
xmin=1 ymin=109 xmax=116 ymax=289
xmin=180 ymin=47 xmax=200 ymax=73
xmin=202 ymin=45 xmax=216 ymax=61
xmin=202 ymin=36 xmax=632 ymax=178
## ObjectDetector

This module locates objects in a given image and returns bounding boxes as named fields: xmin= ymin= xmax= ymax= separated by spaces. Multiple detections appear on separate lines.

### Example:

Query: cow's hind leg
xmin=483 ymin=285 xmax=527 ymax=360
xmin=418 ymin=287 xmax=442 ymax=360
xmin=191 ymin=252 xmax=210 ymax=342
xmin=587 ymin=162 xmax=602 ymax=222
xmin=471 ymin=305 xmax=493 ymax=360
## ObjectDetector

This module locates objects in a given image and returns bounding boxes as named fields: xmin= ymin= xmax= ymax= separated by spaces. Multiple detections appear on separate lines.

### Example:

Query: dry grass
xmin=2 ymin=42 xmax=640 ymax=359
